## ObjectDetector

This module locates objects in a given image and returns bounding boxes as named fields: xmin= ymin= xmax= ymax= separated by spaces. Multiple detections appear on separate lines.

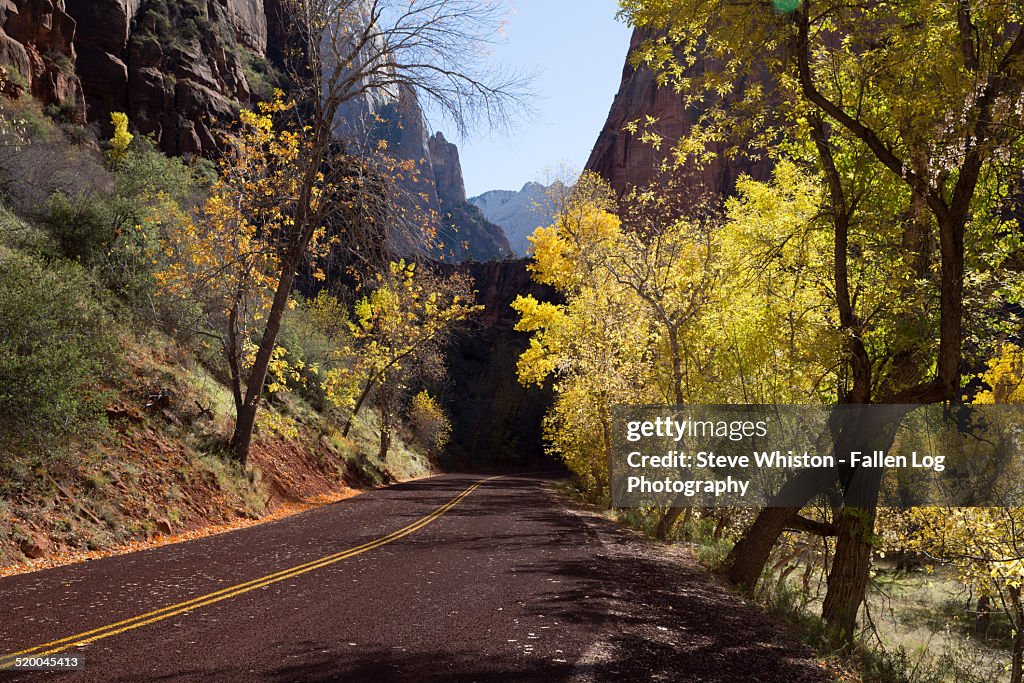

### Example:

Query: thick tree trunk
xmin=230 ymin=246 xmax=305 ymax=467
xmin=1010 ymin=587 xmax=1024 ymax=683
xmin=821 ymin=505 xmax=877 ymax=642
xmin=655 ymin=505 xmax=689 ymax=540
xmin=727 ymin=505 xmax=803 ymax=591
xmin=821 ymin=411 xmax=902 ymax=642
xmin=231 ymin=404 xmax=258 ymax=466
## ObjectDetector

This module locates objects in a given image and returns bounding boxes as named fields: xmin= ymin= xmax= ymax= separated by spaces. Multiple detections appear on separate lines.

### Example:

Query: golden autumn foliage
xmin=108 ymin=112 xmax=133 ymax=164
xmin=154 ymin=93 xmax=332 ymax=415
xmin=328 ymin=260 xmax=481 ymax=438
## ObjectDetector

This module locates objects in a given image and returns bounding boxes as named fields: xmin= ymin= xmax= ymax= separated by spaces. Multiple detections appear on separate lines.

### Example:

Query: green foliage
xmin=0 ymin=202 xmax=53 ymax=255
xmin=0 ymin=252 xmax=118 ymax=454
xmin=37 ymin=135 xmax=199 ymax=313
xmin=696 ymin=538 xmax=734 ymax=570
xmin=39 ymin=190 xmax=117 ymax=266
xmin=408 ymin=391 xmax=451 ymax=452
xmin=242 ymin=52 xmax=284 ymax=104
xmin=277 ymin=292 xmax=354 ymax=410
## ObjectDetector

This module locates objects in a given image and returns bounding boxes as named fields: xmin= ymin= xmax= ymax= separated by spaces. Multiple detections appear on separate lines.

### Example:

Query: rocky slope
xmin=469 ymin=181 xmax=560 ymax=257
xmin=585 ymin=27 xmax=771 ymax=198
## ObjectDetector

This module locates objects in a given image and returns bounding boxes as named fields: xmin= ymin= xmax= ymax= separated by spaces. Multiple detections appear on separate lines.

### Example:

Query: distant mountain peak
xmin=469 ymin=182 xmax=558 ymax=257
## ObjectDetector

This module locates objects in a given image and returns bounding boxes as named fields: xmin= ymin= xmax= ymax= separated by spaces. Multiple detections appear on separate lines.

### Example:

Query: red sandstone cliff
xmin=585 ymin=28 xmax=771 ymax=199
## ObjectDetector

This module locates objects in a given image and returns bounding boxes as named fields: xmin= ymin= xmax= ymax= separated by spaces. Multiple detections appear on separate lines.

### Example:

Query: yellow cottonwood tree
xmin=328 ymin=260 xmax=481 ymax=459
xmin=156 ymin=95 xmax=332 ymax=442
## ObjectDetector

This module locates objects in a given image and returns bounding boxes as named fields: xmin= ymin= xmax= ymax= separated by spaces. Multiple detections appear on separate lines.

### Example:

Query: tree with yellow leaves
xmin=155 ymin=0 xmax=525 ymax=467
xmin=156 ymin=95 xmax=330 ymax=451
xmin=107 ymin=112 xmax=133 ymax=165
xmin=515 ymin=172 xmax=728 ymax=501
xmin=327 ymin=260 xmax=480 ymax=460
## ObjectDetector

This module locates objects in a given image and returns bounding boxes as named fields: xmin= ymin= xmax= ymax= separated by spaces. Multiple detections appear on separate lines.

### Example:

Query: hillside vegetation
xmin=0 ymin=92 xmax=452 ymax=570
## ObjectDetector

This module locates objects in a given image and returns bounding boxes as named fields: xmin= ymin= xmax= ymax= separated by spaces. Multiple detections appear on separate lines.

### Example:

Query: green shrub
xmin=113 ymin=137 xmax=197 ymax=202
xmin=39 ymin=190 xmax=117 ymax=265
xmin=0 ymin=252 xmax=119 ymax=453
xmin=0 ymin=203 xmax=53 ymax=255
xmin=277 ymin=305 xmax=331 ymax=409
xmin=242 ymin=53 xmax=284 ymax=104
xmin=36 ymin=139 xmax=200 ymax=316
xmin=696 ymin=538 xmax=734 ymax=570
xmin=277 ymin=293 xmax=353 ymax=410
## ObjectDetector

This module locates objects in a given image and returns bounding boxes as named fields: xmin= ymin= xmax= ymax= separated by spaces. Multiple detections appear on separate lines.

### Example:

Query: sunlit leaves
xmin=108 ymin=112 xmax=133 ymax=165
xmin=324 ymin=260 xmax=481 ymax=418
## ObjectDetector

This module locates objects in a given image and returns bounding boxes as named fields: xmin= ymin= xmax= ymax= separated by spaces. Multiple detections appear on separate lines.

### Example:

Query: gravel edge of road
xmin=539 ymin=482 xmax=836 ymax=683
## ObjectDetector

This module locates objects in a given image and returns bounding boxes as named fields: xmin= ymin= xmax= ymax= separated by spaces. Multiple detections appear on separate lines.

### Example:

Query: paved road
xmin=0 ymin=474 xmax=826 ymax=682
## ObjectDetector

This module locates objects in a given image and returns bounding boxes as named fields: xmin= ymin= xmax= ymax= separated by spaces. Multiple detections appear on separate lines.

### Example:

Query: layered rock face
xmin=469 ymin=181 xmax=560 ymax=257
xmin=65 ymin=0 xmax=266 ymax=156
xmin=428 ymin=131 xmax=464 ymax=206
xmin=336 ymin=79 xmax=510 ymax=262
xmin=0 ymin=0 xmax=84 ymax=115
xmin=0 ymin=0 xmax=507 ymax=259
xmin=427 ymin=131 xmax=511 ymax=262
xmin=585 ymin=28 xmax=771 ymax=198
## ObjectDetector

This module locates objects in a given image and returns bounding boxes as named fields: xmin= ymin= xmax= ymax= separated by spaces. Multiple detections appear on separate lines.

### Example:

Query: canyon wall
xmin=65 ymin=0 xmax=268 ymax=156
xmin=0 ymin=0 xmax=83 ymax=114
xmin=585 ymin=28 xmax=771 ymax=198
xmin=442 ymin=259 xmax=555 ymax=468
xmin=427 ymin=131 xmax=512 ymax=262
xmin=0 ymin=0 xmax=508 ymax=260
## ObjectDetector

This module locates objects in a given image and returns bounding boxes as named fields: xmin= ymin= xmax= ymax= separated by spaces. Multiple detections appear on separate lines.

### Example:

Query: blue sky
xmin=430 ymin=0 xmax=632 ymax=197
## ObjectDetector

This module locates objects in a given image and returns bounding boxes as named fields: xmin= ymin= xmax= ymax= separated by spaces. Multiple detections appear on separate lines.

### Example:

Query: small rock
xmin=19 ymin=531 xmax=51 ymax=559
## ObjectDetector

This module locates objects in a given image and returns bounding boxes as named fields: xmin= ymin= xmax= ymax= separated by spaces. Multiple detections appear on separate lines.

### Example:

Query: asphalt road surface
xmin=0 ymin=473 xmax=827 ymax=682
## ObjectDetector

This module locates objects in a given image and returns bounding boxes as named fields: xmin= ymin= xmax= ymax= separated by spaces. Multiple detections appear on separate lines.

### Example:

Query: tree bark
xmin=378 ymin=407 xmax=392 ymax=462
xmin=230 ymin=253 xmax=300 ymax=466
xmin=342 ymin=376 xmax=377 ymax=437
xmin=726 ymin=464 xmax=838 ymax=592
xmin=821 ymin=504 xmax=878 ymax=642
xmin=655 ymin=504 xmax=687 ymax=540
xmin=228 ymin=122 xmax=330 ymax=468
xmin=1010 ymin=586 xmax=1024 ymax=683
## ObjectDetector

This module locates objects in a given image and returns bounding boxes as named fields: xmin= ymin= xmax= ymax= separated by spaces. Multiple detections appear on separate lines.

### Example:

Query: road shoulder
xmin=543 ymin=484 xmax=832 ymax=682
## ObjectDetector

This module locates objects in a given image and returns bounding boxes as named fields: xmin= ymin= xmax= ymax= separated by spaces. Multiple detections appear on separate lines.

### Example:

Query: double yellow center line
xmin=0 ymin=476 xmax=494 ymax=668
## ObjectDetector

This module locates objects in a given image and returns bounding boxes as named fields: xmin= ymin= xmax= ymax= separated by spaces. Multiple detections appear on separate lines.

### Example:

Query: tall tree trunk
xmin=343 ymin=376 xmax=377 ymax=437
xmin=821 ymin=504 xmax=878 ymax=642
xmin=598 ymin=394 xmax=613 ymax=506
xmin=228 ymin=120 xmax=331 ymax=468
xmin=1009 ymin=586 xmax=1024 ymax=683
xmin=229 ymin=245 xmax=305 ymax=466
xmin=655 ymin=327 xmax=688 ymax=537
xmin=378 ymin=407 xmax=392 ymax=462
xmin=655 ymin=504 xmax=687 ymax=540
xmin=821 ymin=411 xmax=902 ymax=642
